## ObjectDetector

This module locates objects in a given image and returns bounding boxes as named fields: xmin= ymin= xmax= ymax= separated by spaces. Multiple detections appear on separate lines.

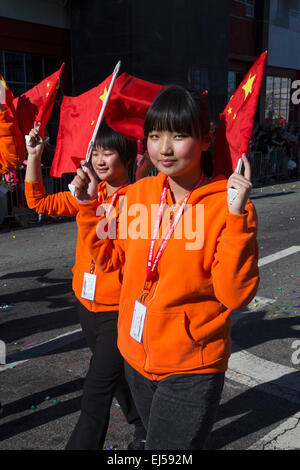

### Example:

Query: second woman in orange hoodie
xmin=24 ymin=120 xmax=145 ymax=450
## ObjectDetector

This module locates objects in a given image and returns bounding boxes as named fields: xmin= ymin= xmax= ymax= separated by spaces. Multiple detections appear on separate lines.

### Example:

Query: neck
xmin=105 ymin=175 xmax=129 ymax=196
xmin=168 ymin=171 xmax=206 ymax=204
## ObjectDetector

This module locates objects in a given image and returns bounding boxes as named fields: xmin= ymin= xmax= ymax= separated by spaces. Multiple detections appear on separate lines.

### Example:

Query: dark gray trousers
xmin=125 ymin=361 xmax=224 ymax=450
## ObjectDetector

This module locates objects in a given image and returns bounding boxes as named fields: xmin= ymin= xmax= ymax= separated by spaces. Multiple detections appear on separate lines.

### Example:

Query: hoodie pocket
xmin=143 ymin=310 xmax=203 ymax=373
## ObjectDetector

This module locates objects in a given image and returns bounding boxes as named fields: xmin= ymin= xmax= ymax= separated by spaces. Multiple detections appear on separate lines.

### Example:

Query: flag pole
xmin=85 ymin=60 xmax=122 ymax=163
xmin=68 ymin=61 xmax=121 ymax=196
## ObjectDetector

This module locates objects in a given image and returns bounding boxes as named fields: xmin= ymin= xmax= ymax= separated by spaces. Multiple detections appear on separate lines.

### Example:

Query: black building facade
xmin=69 ymin=0 xmax=231 ymax=121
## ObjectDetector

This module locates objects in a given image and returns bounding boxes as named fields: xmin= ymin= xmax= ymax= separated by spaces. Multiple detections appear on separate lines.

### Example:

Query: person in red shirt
xmin=25 ymin=120 xmax=145 ymax=450
xmin=72 ymin=85 xmax=259 ymax=450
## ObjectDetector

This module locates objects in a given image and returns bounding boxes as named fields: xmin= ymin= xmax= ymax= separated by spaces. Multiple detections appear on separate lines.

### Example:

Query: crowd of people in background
xmin=248 ymin=122 xmax=300 ymax=182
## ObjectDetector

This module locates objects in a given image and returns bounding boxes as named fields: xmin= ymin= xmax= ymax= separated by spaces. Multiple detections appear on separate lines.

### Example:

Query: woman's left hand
xmin=227 ymin=153 xmax=252 ymax=214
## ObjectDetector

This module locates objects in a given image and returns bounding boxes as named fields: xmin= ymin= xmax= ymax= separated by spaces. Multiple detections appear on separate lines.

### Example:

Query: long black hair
xmin=144 ymin=86 xmax=213 ymax=177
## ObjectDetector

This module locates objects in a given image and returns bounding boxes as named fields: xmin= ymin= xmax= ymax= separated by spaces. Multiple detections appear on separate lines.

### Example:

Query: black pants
xmin=125 ymin=361 xmax=225 ymax=450
xmin=65 ymin=301 xmax=144 ymax=449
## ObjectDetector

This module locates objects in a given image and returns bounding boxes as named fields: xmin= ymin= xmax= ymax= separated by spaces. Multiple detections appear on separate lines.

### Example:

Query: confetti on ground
xmin=0 ymin=304 xmax=14 ymax=309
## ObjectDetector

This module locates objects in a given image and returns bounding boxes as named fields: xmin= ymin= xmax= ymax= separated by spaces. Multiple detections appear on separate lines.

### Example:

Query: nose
xmin=160 ymin=136 xmax=173 ymax=156
xmin=95 ymin=153 xmax=105 ymax=166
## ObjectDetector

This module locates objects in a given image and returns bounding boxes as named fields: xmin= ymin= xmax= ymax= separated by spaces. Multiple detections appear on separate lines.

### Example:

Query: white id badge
xmin=130 ymin=300 xmax=147 ymax=343
xmin=81 ymin=273 xmax=97 ymax=301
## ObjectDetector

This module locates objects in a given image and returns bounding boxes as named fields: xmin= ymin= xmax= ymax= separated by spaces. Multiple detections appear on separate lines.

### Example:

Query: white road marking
xmin=0 ymin=328 xmax=83 ymax=372
xmin=247 ymin=412 xmax=300 ymax=450
xmin=258 ymin=245 xmax=300 ymax=267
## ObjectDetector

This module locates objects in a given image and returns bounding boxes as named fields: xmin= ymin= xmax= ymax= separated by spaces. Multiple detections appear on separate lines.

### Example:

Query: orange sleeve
xmin=25 ymin=180 xmax=79 ymax=217
xmin=211 ymin=200 xmax=259 ymax=310
xmin=76 ymin=199 xmax=125 ymax=273
xmin=0 ymin=110 xmax=25 ymax=175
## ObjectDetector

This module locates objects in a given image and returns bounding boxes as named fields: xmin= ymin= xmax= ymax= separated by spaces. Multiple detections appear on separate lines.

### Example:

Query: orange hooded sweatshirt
xmin=76 ymin=172 xmax=260 ymax=379
xmin=25 ymin=179 xmax=128 ymax=312
xmin=0 ymin=110 xmax=25 ymax=175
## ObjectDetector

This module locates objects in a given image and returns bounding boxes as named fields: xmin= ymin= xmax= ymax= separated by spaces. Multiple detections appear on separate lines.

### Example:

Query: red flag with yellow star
xmin=12 ymin=63 xmax=64 ymax=138
xmin=50 ymin=74 xmax=113 ymax=177
xmin=213 ymin=51 xmax=267 ymax=178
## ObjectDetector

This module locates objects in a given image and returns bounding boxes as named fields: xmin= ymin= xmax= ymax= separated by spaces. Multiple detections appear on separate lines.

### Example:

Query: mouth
xmin=96 ymin=168 xmax=109 ymax=173
xmin=160 ymin=159 xmax=177 ymax=167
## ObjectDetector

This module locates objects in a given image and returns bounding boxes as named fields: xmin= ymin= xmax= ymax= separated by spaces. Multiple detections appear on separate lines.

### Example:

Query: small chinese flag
xmin=13 ymin=63 xmax=64 ymax=138
xmin=50 ymin=73 xmax=113 ymax=177
xmin=213 ymin=51 xmax=268 ymax=178
xmin=105 ymin=72 xmax=164 ymax=140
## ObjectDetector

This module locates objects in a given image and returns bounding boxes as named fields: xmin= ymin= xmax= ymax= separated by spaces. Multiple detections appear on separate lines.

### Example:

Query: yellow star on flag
xmin=242 ymin=73 xmax=256 ymax=101
xmin=0 ymin=76 xmax=8 ymax=90
xmin=100 ymin=86 xmax=108 ymax=103
xmin=233 ymin=113 xmax=237 ymax=120
xmin=228 ymin=107 xmax=232 ymax=115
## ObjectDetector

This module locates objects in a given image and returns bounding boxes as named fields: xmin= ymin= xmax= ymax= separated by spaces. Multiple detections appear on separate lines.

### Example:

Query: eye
xmin=174 ymin=134 xmax=187 ymax=140
xmin=148 ymin=133 xmax=159 ymax=140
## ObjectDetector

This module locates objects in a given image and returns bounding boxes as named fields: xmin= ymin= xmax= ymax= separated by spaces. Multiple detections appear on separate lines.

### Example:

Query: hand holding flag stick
xmin=227 ymin=153 xmax=252 ymax=214
xmin=227 ymin=157 xmax=243 ymax=204
xmin=68 ymin=61 xmax=122 ymax=197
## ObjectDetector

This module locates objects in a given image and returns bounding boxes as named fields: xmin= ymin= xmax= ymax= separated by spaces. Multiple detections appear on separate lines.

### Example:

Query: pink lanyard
xmin=145 ymin=174 xmax=204 ymax=283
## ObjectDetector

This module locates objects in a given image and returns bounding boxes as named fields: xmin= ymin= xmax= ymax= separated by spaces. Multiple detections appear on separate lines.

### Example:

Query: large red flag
xmin=105 ymin=72 xmax=164 ymax=140
xmin=12 ymin=63 xmax=64 ymax=138
xmin=213 ymin=51 xmax=268 ymax=178
xmin=50 ymin=73 xmax=163 ymax=177
xmin=50 ymin=73 xmax=114 ymax=177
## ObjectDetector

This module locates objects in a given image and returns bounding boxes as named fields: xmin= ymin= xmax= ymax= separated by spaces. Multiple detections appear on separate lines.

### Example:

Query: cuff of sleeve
xmin=77 ymin=199 xmax=98 ymax=211
xmin=225 ymin=209 xmax=249 ymax=233
xmin=24 ymin=180 xmax=46 ymax=197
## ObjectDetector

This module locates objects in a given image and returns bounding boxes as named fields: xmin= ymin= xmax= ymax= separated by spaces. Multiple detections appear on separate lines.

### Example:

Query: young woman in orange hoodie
xmin=73 ymin=86 xmax=259 ymax=450
xmin=24 ymin=120 xmax=145 ymax=450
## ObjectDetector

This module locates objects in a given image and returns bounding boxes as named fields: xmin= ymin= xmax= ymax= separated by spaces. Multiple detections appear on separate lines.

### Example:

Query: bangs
xmin=94 ymin=120 xmax=122 ymax=151
xmin=144 ymin=86 xmax=202 ymax=138
xmin=93 ymin=119 xmax=137 ymax=167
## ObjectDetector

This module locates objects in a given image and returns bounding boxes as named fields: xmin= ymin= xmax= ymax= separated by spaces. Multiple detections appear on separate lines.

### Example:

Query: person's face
xmin=147 ymin=130 xmax=209 ymax=180
xmin=91 ymin=146 xmax=127 ymax=183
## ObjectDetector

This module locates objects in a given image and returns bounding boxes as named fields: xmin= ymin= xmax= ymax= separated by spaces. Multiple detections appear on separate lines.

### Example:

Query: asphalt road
xmin=0 ymin=178 xmax=299 ymax=453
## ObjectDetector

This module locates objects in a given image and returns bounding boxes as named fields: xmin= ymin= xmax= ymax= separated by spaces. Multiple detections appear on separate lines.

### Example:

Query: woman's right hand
xmin=71 ymin=160 xmax=98 ymax=203
xmin=26 ymin=123 xmax=44 ymax=159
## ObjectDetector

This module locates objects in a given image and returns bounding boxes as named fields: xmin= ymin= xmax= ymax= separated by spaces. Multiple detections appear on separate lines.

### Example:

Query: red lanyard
xmin=91 ymin=182 xmax=129 ymax=272
xmin=98 ymin=182 xmax=129 ymax=218
xmin=145 ymin=174 xmax=205 ymax=283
